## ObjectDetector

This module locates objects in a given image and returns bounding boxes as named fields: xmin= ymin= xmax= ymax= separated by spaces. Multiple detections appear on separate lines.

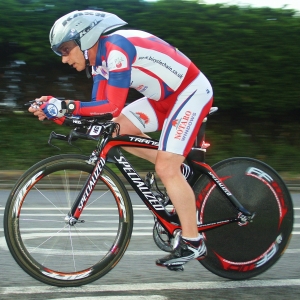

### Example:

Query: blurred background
xmin=0 ymin=0 xmax=299 ymax=179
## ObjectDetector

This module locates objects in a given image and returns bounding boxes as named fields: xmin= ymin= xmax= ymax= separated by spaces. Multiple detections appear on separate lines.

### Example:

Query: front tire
xmin=4 ymin=154 xmax=133 ymax=287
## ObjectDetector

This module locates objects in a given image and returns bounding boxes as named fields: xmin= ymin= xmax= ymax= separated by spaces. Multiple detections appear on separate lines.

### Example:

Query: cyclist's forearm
xmin=64 ymin=99 xmax=121 ymax=117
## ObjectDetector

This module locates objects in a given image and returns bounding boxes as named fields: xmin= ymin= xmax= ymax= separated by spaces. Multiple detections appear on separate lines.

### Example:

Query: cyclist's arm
xmin=71 ymin=34 xmax=135 ymax=118
xmin=71 ymin=70 xmax=130 ymax=117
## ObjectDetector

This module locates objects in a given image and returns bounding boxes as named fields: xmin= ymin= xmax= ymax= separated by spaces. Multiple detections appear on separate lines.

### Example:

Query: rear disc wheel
xmin=194 ymin=157 xmax=294 ymax=280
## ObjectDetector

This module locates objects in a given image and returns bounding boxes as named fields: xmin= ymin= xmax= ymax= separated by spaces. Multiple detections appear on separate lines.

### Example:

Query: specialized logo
xmin=208 ymin=171 xmax=232 ymax=196
xmin=115 ymin=155 xmax=164 ymax=210
xmin=172 ymin=110 xmax=197 ymax=141
xmin=130 ymin=111 xmax=150 ymax=128
xmin=78 ymin=158 xmax=105 ymax=211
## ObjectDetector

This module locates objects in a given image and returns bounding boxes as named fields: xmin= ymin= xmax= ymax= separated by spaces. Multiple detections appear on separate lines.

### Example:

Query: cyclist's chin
xmin=76 ymin=65 xmax=86 ymax=72
xmin=71 ymin=63 xmax=85 ymax=72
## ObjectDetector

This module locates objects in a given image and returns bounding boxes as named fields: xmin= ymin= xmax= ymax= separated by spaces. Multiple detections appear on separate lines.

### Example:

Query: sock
xmin=182 ymin=234 xmax=202 ymax=247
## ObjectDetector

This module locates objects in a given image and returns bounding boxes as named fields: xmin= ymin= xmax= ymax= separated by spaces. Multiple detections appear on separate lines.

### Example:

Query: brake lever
xmin=25 ymin=100 xmax=43 ymax=109
xmin=48 ymin=131 xmax=82 ymax=152
xmin=68 ymin=129 xmax=99 ymax=143
xmin=66 ymin=129 xmax=103 ymax=152
xmin=48 ymin=131 xmax=69 ymax=150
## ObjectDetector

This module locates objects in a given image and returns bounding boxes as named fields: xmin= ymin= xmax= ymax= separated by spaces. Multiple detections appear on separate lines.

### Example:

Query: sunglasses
xmin=55 ymin=41 xmax=78 ymax=56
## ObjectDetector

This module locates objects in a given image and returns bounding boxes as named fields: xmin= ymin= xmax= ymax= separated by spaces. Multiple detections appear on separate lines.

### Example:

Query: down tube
xmin=107 ymin=146 xmax=180 ymax=225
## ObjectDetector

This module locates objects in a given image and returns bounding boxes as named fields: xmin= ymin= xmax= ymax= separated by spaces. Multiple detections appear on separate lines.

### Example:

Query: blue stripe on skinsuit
xmin=96 ymin=35 xmax=137 ymax=66
xmin=80 ymin=100 xmax=109 ymax=108
xmin=109 ymin=70 xmax=131 ymax=88
xmin=162 ymin=90 xmax=197 ymax=151
xmin=92 ymin=75 xmax=106 ymax=101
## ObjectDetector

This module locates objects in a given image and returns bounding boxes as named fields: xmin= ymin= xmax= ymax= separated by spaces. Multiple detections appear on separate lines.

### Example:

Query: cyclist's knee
xmin=155 ymin=156 xmax=182 ymax=180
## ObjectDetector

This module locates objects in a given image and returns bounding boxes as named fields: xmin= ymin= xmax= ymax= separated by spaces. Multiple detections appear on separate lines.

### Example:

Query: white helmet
xmin=50 ymin=10 xmax=127 ymax=55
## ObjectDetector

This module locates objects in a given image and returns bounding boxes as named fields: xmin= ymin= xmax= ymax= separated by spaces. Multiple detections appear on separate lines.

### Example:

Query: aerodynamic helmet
xmin=49 ymin=10 xmax=127 ymax=56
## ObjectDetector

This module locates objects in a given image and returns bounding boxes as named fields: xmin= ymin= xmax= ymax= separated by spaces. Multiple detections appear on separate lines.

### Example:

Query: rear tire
xmin=4 ymin=154 xmax=133 ymax=287
xmin=193 ymin=157 xmax=293 ymax=280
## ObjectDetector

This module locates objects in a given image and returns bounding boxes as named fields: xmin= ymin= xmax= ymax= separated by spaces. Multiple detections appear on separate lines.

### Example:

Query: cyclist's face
xmin=60 ymin=42 xmax=86 ymax=72
xmin=57 ymin=41 xmax=78 ymax=56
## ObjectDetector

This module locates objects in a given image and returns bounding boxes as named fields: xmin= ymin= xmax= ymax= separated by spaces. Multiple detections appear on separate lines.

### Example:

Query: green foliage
xmin=203 ymin=119 xmax=300 ymax=175
xmin=0 ymin=112 xmax=97 ymax=169
xmin=0 ymin=0 xmax=300 ymax=174
xmin=1 ymin=112 xmax=300 ymax=176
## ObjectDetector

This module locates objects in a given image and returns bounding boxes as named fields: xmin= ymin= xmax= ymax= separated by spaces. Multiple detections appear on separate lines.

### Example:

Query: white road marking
xmin=2 ymin=279 xmax=300 ymax=295
xmin=0 ymin=206 xmax=151 ymax=211
xmin=55 ymin=296 xmax=166 ymax=300
xmin=0 ymin=231 xmax=298 ymax=256
xmin=0 ymin=205 xmax=298 ymax=211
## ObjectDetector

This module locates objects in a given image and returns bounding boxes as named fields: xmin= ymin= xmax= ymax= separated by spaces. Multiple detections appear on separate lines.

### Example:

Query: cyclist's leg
xmin=114 ymin=97 xmax=160 ymax=163
xmin=156 ymin=150 xmax=199 ymax=237
xmin=155 ymin=72 xmax=213 ymax=268
xmin=116 ymin=72 xmax=213 ymax=268
xmin=115 ymin=93 xmax=207 ymax=236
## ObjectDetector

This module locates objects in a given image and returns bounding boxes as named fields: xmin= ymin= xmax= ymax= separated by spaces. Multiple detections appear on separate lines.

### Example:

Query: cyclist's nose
xmin=61 ymin=56 xmax=69 ymax=64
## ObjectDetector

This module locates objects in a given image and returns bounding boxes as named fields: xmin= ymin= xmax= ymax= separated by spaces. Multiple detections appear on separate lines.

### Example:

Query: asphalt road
xmin=0 ymin=190 xmax=299 ymax=300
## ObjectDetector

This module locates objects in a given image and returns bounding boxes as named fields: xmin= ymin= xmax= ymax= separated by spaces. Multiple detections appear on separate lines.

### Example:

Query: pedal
xmin=167 ymin=265 xmax=184 ymax=272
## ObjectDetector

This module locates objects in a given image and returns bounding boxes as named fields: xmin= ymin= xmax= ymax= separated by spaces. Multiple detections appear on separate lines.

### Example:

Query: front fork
xmin=64 ymin=155 xmax=106 ymax=226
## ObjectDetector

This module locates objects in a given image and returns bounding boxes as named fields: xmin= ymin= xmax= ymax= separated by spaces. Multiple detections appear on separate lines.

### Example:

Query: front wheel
xmin=193 ymin=157 xmax=294 ymax=280
xmin=4 ymin=154 xmax=133 ymax=287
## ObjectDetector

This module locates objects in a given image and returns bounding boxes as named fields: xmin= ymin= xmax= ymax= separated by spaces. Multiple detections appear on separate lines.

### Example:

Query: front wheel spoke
xmin=85 ymin=190 xmax=110 ymax=209
xmin=28 ymin=224 xmax=69 ymax=254
xmin=71 ymin=225 xmax=110 ymax=252
xmin=68 ymin=226 xmax=77 ymax=272
xmin=34 ymin=186 xmax=67 ymax=215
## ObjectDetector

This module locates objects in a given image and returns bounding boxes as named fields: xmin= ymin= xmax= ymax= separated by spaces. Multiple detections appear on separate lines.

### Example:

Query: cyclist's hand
xmin=40 ymin=98 xmax=66 ymax=120
xmin=28 ymin=96 xmax=66 ymax=124
xmin=28 ymin=96 xmax=50 ymax=121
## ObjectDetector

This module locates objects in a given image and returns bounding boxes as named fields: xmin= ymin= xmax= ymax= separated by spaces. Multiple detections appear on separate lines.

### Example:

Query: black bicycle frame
xmin=70 ymin=134 xmax=253 ymax=236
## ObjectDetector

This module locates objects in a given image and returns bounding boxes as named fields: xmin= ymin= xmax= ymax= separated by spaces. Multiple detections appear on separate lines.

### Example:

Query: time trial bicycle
xmin=4 ymin=106 xmax=294 ymax=287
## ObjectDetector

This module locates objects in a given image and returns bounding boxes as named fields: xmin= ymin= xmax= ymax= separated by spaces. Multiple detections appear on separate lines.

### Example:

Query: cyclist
xmin=28 ymin=10 xmax=213 ymax=270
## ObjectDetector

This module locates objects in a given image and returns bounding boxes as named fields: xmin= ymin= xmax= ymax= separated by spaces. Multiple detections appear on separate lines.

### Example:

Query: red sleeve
xmin=73 ymin=76 xmax=129 ymax=117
